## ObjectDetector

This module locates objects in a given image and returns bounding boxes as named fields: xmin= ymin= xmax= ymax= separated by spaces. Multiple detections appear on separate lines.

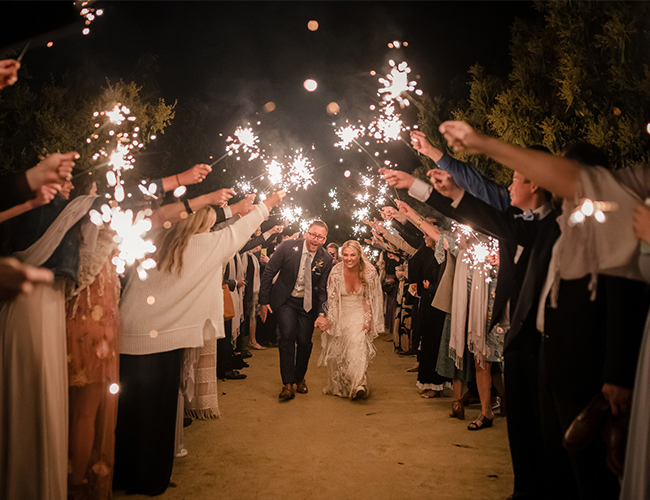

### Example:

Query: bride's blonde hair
xmin=156 ymin=206 xmax=217 ymax=276
xmin=340 ymin=240 xmax=370 ymax=287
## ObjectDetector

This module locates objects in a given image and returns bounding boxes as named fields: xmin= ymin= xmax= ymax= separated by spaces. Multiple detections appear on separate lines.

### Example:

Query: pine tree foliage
xmin=417 ymin=0 xmax=650 ymax=185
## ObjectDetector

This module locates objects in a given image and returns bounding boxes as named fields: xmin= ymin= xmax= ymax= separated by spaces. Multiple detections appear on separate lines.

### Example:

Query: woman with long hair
xmin=114 ymin=191 xmax=284 ymax=496
xmin=319 ymin=240 xmax=383 ymax=399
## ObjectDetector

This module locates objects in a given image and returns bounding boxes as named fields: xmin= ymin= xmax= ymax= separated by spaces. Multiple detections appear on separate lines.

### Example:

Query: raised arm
xmin=411 ymin=130 xmax=511 ymax=210
xmin=439 ymin=120 xmax=581 ymax=200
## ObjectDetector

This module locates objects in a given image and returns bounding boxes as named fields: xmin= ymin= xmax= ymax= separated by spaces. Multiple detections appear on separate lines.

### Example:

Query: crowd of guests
xmin=2 ymin=46 xmax=650 ymax=500
xmin=373 ymin=127 xmax=650 ymax=500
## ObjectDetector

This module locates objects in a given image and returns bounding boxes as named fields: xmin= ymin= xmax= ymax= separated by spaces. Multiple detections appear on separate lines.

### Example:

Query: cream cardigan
xmin=119 ymin=203 xmax=269 ymax=355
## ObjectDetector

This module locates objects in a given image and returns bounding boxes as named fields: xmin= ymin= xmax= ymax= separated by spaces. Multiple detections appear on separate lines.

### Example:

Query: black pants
xmin=276 ymin=296 xmax=316 ymax=385
xmin=417 ymin=304 xmax=449 ymax=386
xmin=217 ymin=319 xmax=234 ymax=378
xmin=503 ymin=328 xmax=548 ymax=499
xmin=113 ymin=349 xmax=182 ymax=496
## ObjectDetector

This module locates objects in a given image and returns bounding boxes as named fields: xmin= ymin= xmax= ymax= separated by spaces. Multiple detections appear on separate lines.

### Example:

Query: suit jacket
xmin=258 ymin=239 xmax=333 ymax=315
xmin=423 ymin=188 xmax=557 ymax=351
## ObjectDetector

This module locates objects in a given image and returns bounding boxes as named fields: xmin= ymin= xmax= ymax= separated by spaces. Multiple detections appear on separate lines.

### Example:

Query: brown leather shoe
xmin=296 ymin=379 xmax=308 ymax=394
xmin=279 ymin=384 xmax=295 ymax=401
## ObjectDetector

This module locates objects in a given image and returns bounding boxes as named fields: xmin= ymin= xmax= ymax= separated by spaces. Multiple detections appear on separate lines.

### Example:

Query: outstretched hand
xmin=25 ymin=152 xmax=78 ymax=192
xmin=427 ymin=169 xmax=463 ymax=200
xmin=263 ymin=190 xmax=286 ymax=211
xmin=410 ymin=130 xmax=442 ymax=160
xmin=231 ymin=194 xmax=255 ymax=216
xmin=178 ymin=164 xmax=211 ymax=185
xmin=438 ymin=121 xmax=486 ymax=154
xmin=208 ymin=188 xmax=235 ymax=207
xmin=0 ymin=59 xmax=20 ymax=89
xmin=379 ymin=168 xmax=415 ymax=189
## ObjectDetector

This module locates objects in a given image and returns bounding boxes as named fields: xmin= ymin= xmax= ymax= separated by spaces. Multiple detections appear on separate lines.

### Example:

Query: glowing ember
xmin=225 ymin=126 xmax=261 ymax=161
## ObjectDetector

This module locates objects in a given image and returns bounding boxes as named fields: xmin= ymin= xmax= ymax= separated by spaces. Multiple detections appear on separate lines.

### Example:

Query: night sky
xmin=2 ymin=1 xmax=536 ymax=241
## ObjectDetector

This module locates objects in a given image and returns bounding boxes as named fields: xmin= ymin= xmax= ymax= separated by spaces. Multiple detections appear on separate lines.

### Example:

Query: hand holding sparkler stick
xmin=26 ymin=152 xmax=79 ymax=192
xmin=152 ymin=188 xmax=235 ymax=228
xmin=0 ymin=59 xmax=20 ymax=89
xmin=427 ymin=169 xmax=463 ymax=200
xmin=410 ymin=131 xmax=444 ymax=162
xmin=438 ymin=121 xmax=488 ymax=155
xmin=262 ymin=190 xmax=287 ymax=212
xmin=163 ymin=164 xmax=212 ymax=191
xmin=230 ymin=195 xmax=255 ymax=216
xmin=379 ymin=168 xmax=415 ymax=190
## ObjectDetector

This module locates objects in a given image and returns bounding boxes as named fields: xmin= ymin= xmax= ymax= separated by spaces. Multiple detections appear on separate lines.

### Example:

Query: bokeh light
xmin=263 ymin=101 xmax=276 ymax=113
xmin=326 ymin=102 xmax=340 ymax=115
xmin=344 ymin=170 xmax=351 ymax=178
xmin=307 ymin=20 xmax=319 ymax=31
xmin=304 ymin=79 xmax=318 ymax=92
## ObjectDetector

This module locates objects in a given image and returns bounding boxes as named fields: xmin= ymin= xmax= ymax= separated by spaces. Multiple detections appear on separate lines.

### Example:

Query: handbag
xmin=222 ymin=284 xmax=235 ymax=320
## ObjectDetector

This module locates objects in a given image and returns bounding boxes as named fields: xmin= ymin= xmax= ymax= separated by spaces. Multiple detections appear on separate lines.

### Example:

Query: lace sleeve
xmin=363 ymin=264 xmax=385 ymax=339
xmin=324 ymin=263 xmax=344 ymax=337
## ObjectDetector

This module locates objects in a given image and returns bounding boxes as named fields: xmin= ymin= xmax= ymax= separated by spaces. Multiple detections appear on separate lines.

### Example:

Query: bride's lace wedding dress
xmin=318 ymin=262 xmax=384 ymax=399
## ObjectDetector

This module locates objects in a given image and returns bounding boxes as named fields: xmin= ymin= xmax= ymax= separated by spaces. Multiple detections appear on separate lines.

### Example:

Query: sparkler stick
xmin=16 ymin=41 xmax=30 ymax=63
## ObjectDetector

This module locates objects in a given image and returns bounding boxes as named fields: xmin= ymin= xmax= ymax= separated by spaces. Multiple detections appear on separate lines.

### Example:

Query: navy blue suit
xmin=259 ymin=240 xmax=333 ymax=385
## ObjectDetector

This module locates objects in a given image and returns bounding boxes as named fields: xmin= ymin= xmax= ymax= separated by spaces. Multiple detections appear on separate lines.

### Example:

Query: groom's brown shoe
xmin=279 ymin=384 xmax=295 ymax=401
xmin=296 ymin=379 xmax=308 ymax=394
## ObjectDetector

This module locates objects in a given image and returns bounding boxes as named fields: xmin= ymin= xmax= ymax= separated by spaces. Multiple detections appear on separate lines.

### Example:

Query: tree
xmin=0 ymin=66 xmax=175 ymax=174
xmin=418 ymin=0 xmax=650 ymax=182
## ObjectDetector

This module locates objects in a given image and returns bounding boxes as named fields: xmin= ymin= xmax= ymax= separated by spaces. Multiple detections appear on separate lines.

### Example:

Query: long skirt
xmin=113 ymin=349 xmax=182 ymax=496
xmin=0 ymin=282 xmax=68 ymax=500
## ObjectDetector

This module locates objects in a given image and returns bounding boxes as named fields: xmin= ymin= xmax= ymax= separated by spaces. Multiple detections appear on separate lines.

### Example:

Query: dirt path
xmin=117 ymin=336 xmax=513 ymax=500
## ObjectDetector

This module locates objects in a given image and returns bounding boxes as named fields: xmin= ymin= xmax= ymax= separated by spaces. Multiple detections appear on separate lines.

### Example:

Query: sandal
xmin=450 ymin=400 xmax=465 ymax=420
xmin=421 ymin=389 xmax=442 ymax=399
xmin=249 ymin=343 xmax=266 ymax=350
xmin=467 ymin=413 xmax=494 ymax=431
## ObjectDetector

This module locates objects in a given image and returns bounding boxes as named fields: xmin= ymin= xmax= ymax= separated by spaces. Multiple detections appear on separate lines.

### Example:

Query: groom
xmin=259 ymin=221 xmax=333 ymax=401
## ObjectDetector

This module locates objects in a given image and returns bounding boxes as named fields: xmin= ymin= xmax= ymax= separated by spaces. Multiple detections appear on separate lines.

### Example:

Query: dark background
xmin=1 ymin=1 xmax=536 ymax=241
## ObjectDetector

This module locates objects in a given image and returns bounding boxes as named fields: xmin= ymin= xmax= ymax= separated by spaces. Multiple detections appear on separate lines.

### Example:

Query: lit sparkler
xmin=377 ymin=60 xmax=418 ymax=107
xmin=334 ymin=123 xmax=366 ymax=150
xmin=226 ymin=126 xmax=261 ymax=161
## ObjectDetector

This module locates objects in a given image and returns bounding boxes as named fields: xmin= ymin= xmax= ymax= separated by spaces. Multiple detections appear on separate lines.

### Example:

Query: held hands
xmin=208 ymin=188 xmax=235 ymax=207
xmin=379 ymin=168 xmax=415 ymax=190
xmin=427 ymin=169 xmax=463 ymax=200
xmin=315 ymin=316 xmax=329 ymax=331
xmin=633 ymin=204 xmax=650 ymax=245
xmin=263 ymin=190 xmax=286 ymax=211
xmin=438 ymin=121 xmax=485 ymax=154
xmin=0 ymin=59 xmax=20 ymax=89
xmin=25 ymin=152 xmax=78 ymax=192
xmin=179 ymin=164 xmax=211 ymax=185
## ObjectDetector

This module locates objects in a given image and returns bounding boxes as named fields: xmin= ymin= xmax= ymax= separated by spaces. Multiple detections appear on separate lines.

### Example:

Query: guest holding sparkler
xmin=114 ymin=190 xmax=285 ymax=495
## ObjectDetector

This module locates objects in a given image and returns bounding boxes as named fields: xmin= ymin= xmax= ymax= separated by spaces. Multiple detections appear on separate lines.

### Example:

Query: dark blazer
xmin=422 ymin=188 xmax=556 ymax=351
xmin=258 ymin=239 xmax=333 ymax=315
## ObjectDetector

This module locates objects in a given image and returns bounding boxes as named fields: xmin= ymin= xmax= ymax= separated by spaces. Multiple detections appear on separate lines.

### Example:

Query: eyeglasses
xmin=307 ymin=232 xmax=326 ymax=242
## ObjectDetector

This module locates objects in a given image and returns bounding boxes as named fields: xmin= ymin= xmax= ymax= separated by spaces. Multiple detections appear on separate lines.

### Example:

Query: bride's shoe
xmin=352 ymin=386 xmax=366 ymax=399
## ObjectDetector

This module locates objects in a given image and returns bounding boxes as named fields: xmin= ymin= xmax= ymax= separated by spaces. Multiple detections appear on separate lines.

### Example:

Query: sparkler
xmin=377 ymin=60 xmax=419 ymax=107
xmin=210 ymin=125 xmax=261 ymax=167
xmin=334 ymin=123 xmax=366 ymax=150
xmin=87 ymin=104 xmax=157 ymax=279
xmin=452 ymin=222 xmax=499 ymax=282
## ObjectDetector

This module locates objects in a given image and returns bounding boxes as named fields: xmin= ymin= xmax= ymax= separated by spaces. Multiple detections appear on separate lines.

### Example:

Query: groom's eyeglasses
xmin=307 ymin=232 xmax=326 ymax=242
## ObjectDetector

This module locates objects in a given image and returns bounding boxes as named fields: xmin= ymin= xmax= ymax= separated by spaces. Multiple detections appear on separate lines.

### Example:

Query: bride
xmin=319 ymin=240 xmax=384 ymax=399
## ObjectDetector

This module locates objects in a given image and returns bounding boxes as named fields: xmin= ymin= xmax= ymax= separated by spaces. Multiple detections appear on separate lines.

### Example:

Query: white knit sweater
xmin=119 ymin=203 xmax=269 ymax=355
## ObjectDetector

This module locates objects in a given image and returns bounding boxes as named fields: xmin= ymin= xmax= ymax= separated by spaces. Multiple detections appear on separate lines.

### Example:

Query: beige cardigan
xmin=120 ymin=203 xmax=269 ymax=355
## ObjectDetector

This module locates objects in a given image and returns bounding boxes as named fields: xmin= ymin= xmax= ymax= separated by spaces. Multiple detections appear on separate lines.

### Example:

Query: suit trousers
xmin=216 ymin=319 xmax=234 ymax=378
xmin=503 ymin=327 xmax=548 ymax=499
xmin=276 ymin=295 xmax=317 ymax=385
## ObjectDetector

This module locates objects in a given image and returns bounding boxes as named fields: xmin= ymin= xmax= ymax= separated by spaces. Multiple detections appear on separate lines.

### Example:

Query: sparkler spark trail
xmin=334 ymin=123 xmax=366 ymax=150
xmin=87 ymin=104 xmax=157 ymax=279
xmin=377 ymin=60 xmax=418 ymax=107
xmin=226 ymin=126 xmax=261 ymax=161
